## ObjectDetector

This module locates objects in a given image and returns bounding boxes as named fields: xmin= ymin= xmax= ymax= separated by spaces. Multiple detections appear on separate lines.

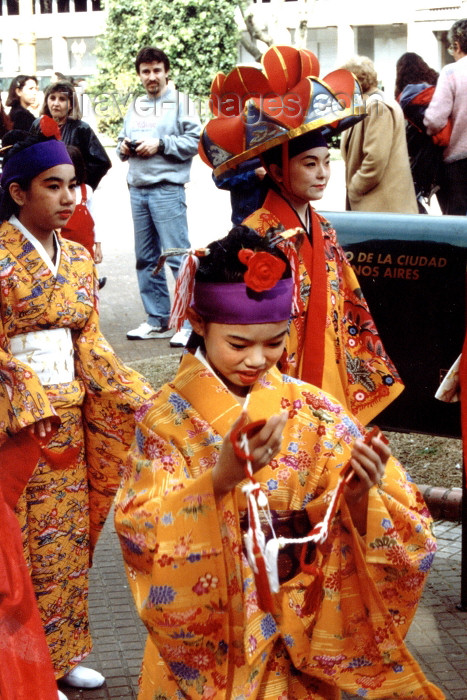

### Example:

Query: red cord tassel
xmin=302 ymin=563 xmax=324 ymax=616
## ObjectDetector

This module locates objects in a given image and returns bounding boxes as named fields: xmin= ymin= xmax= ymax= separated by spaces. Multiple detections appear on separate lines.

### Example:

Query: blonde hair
xmin=341 ymin=56 xmax=378 ymax=93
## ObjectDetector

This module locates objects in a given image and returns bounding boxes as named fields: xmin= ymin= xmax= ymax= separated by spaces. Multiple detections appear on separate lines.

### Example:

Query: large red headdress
xmin=199 ymin=45 xmax=365 ymax=177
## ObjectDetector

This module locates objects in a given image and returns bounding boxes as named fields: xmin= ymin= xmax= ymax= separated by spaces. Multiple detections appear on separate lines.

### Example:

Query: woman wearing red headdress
xmin=200 ymin=46 xmax=403 ymax=427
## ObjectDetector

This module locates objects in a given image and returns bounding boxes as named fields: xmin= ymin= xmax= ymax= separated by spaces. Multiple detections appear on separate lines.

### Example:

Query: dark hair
xmin=135 ymin=47 xmax=170 ymax=73
xmin=66 ymin=145 xmax=86 ymax=185
xmin=186 ymin=225 xmax=291 ymax=350
xmin=262 ymin=130 xmax=328 ymax=170
xmin=6 ymin=74 xmax=38 ymax=108
xmin=395 ymin=53 xmax=439 ymax=98
xmin=0 ymin=132 xmax=34 ymax=219
xmin=195 ymin=225 xmax=291 ymax=283
xmin=449 ymin=18 xmax=467 ymax=55
xmin=41 ymin=81 xmax=82 ymax=120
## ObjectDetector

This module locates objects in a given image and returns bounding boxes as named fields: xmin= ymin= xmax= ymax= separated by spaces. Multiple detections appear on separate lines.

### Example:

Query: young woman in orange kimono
xmin=0 ymin=124 xmax=152 ymax=698
xmin=199 ymin=46 xmax=403 ymax=426
xmin=115 ymin=226 xmax=443 ymax=699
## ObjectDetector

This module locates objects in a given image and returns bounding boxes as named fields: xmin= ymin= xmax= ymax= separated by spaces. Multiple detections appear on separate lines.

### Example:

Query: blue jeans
xmin=129 ymin=183 xmax=190 ymax=327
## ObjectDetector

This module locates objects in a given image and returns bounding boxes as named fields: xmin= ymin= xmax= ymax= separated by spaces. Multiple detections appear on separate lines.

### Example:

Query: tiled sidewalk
xmin=59 ymin=518 xmax=466 ymax=700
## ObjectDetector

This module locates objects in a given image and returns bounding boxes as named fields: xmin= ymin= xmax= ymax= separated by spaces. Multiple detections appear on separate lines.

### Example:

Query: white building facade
xmin=242 ymin=0 xmax=467 ymax=93
xmin=1 ymin=0 xmax=467 ymax=93
xmin=0 ymin=0 xmax=106 ymax=89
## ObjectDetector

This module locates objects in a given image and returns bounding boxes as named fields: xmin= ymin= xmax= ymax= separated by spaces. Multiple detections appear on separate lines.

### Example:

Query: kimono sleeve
xmin=360 ymin=454 xmax=437 ymax=635
xmin=73 ymin=290 xmax=153 ymax=554
xmin=115 ymin=418 xmax=224 ymax=577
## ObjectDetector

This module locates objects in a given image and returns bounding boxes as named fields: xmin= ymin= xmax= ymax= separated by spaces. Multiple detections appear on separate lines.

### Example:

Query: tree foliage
xmin=91 ymin=0 xmax=241 ymax=137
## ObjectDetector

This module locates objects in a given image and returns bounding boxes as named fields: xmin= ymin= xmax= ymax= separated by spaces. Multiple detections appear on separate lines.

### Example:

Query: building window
xmin=6 ymin=0 xmax=19 ymax=15
xmin=356 ymin=26 xmax=375 ymax=60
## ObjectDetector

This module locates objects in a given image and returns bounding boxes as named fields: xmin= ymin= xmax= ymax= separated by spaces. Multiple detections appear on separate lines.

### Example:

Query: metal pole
xmin=459 ymin=464 xmax=467 ymax=610
xmin=458 ymin=285 xmax=467 ymax=610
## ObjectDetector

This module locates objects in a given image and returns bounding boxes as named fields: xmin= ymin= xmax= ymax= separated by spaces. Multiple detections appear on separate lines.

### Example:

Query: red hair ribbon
xmin=153 ymin=247 xmax=209 ymax=331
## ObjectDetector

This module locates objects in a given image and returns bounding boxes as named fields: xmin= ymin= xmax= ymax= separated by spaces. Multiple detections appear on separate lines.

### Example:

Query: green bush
xmin=92 ymin=0 xmax=241 ymax=139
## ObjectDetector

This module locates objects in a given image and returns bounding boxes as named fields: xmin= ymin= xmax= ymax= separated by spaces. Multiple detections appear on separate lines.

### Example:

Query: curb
xmin=418 ymin=484 xmax=462 ymax=522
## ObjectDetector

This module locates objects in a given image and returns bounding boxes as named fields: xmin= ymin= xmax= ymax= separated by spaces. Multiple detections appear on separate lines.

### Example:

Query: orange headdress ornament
xmin=199 ymin=45 xmax=365 ymax=178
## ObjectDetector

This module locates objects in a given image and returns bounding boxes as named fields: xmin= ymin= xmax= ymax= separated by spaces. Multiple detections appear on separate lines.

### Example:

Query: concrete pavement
xmin=59 ymin=149 xmax=467 ymax=700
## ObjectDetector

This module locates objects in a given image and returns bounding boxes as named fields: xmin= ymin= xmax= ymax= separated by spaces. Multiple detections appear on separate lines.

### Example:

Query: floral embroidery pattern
xmin=1 ymin=224 xmax=151 ymax=676
xmin=115 ymin=354 xmax=439 ymax=699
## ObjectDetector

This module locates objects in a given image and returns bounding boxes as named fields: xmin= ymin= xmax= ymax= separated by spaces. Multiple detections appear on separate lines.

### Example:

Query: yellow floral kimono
xmin=115 ymin=352 xmax=442 ymax=699
xmin=244 ymin=190 xmax=404 ymax=425
xmin=0 ymin=221 xmax=153 ymax=677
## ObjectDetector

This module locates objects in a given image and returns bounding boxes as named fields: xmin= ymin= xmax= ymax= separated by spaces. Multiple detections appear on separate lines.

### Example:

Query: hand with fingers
xmin=343 ymin=429 xmax=391 ymax=535
xmin=27 ymin=417 xmax=54 ymax=440
xmin=211 ymin=411 xmax=288 ymax=498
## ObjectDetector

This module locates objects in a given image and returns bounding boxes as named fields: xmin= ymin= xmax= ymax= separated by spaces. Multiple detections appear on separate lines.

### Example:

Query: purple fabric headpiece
xmin=1 ymin=140 xmax=73 ymax=189
xmin=192 ymin=278 xmax=293 ymax=324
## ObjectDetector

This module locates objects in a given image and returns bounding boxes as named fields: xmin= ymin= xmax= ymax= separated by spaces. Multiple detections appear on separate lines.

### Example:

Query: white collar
xmin=9 ymin=214 xmax=60 ymax=274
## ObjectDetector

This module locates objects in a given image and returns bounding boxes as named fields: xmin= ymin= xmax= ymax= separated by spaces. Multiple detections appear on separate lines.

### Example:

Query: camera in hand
xmin=128 ymin=140 xmax=140 ymax=155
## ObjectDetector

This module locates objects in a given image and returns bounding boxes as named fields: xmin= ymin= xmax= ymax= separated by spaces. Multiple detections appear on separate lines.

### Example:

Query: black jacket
xmin=31 ymin=118 xmax=111 ymax=190
xmin=10 ymin=104 xmax=36 ymax=131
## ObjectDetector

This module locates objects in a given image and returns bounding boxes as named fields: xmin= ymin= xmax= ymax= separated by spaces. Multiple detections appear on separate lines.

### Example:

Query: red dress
xmin=61 ymin=182 xmax=96 ymax=258
xmin=0 ymin=433 xmax=58 ymax=699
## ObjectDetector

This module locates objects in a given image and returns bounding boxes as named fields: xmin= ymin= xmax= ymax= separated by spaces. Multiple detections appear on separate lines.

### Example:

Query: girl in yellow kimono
xmin=199 ymin=45 xmax=404 ymax=426
xmin=0 ymin=125 xmax=152 ymax=697
xmin=115 ymin=226 xmax=443 ymax=699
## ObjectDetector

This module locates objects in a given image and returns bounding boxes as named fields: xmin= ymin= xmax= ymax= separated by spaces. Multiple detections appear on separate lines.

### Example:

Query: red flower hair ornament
xmin=238 ymin=249 xmax=286 ymax=293
xmin=40 ymin=115 xmax=62 ymax=140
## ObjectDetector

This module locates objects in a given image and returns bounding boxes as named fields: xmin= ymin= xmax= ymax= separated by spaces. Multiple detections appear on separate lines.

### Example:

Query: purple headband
xmin=192 ymin=278 xmax=293 ymax=324
xmin=1 ymin=140 xmax=73 ymax=189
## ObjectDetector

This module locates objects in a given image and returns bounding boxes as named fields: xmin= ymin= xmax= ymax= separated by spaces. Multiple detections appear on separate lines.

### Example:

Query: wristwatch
xmin=158 ymin=139 xmax=165 ymax=154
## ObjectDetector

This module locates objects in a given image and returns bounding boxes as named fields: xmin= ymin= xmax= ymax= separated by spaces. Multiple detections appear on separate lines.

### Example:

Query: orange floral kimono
xmin=0 ymin=221 xmax=153 ymax=677
xmin=115 ymin=352 xmax=442 ymax=699
xmin=244 ymin=190 xmax=404 ymax=425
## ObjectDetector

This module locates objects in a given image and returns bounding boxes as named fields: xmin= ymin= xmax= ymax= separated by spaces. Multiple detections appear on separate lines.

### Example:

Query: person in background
xmin=424 ymin=18 xmax=467 ymax=215
xmin=60 ymin=145 xmax=107 ymax=288
xmin=32 ymin=81 xmax=111 ymax=191
xmin=115 ymin=224 xmax=441 ymax=700
xmin=340 ymin=55 xmax=418 ymax=213
xmin=6 ymin=75 xmax=39 ymax=131
xmin=213 ymin=157 xmax=267 ymax=225
xmin=117 ymin=46 xmax=200 ymax=346
xmin=395 ymin=52 xmax=449 ymax=213
xmin=0 ymin=124 xmax=152 ymax=699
